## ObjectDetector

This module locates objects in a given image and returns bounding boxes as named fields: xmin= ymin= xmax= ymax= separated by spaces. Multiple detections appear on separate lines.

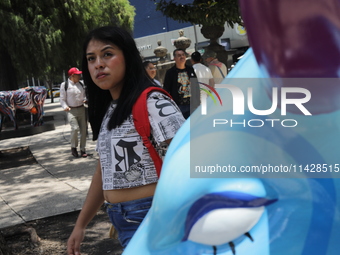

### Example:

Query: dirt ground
xmin=1 ymin=206 xmax=123 ymax=255
xmin=0 ymin=147 xmax=38 ymax=169
xmin=0 ymin=146 xmax=123 ymax=255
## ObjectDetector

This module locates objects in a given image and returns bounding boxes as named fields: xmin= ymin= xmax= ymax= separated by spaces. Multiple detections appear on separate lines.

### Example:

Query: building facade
xmin=129 ymin=0 xmax=249 ymax=80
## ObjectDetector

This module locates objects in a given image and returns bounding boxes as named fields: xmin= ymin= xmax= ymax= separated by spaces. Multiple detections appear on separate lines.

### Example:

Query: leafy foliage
xmin=152 ymin=0 xmax=242 ymax=27
xmin=0 ymin=0 xmax=135 ymax=90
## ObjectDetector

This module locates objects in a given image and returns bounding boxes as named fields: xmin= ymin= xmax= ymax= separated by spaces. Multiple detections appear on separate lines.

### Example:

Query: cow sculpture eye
xmin=182 ymin=191 xmax=277 ymax=254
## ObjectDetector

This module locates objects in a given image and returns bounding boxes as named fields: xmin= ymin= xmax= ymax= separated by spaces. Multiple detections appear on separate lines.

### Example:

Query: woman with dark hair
xmin=143 ymin=60 xmax=162 ymax=86
xmin=67 ymin=26 xmax=185 ymax=254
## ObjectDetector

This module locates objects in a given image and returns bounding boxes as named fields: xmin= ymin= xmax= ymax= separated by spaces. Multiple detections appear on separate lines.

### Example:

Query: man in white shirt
xmin=60 ymin=67 xmax=87 ymax=158
xmin=190 ymin=51 xmax=214 ymax=101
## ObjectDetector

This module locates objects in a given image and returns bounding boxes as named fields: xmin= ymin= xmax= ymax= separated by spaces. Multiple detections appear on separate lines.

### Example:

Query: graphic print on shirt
xmin=114 ymin=138 xmax=141 ymax=171
xmin=113 ymin=136 xmax=144 ymax=182
xmin=97 ymin=93 xmax=185 ymax=190
xmin=148 ymin=93 xmax=185 ymax=143
xmin=154 ymin=96 xmax=178 ymax=117
xmin=177 ymin=71 xmax=191 ymax=102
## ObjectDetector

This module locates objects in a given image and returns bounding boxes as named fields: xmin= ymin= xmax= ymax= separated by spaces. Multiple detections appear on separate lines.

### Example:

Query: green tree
xmin=152 ymin=0 xmax=242 ymax=27
xmin=0 ymin=0 xmax=135 ymax=91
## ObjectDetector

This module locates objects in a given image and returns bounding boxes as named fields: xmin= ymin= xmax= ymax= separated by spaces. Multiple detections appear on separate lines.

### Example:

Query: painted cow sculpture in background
xmin=0 ymin=86 xmax=47 ymax=132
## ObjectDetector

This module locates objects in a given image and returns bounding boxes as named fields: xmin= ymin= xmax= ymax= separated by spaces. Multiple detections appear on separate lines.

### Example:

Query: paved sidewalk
xmin=0 ymin=101 xmax=98 ymax=229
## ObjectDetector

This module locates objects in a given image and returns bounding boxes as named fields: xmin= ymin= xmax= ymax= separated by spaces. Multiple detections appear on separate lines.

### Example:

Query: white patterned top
xmin=96 ymin=91 xmax=185 ymax=190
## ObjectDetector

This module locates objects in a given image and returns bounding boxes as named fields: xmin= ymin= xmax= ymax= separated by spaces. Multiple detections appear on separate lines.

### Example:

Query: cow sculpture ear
xmin=238 ymin=0 xmax=340 ymax=115
xmin=239 ymin=0 xmax=340 ymax=79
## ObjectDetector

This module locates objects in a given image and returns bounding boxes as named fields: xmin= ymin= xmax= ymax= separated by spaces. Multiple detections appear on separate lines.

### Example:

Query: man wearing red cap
xmin=60 ymin=67 xmax=88 ymax=158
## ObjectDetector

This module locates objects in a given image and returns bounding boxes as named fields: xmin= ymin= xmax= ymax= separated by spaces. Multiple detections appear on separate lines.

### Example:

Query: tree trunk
xmin=44 ymin=77 xmax=54 ymax=103
xmin=0 ymin=50 xmax=18 ymax=91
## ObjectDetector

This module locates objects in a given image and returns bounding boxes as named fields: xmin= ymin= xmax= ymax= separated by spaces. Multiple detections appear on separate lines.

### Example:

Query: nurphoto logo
xmin=201 ymin=84 xmax=312 ymax=128
xmin=199 ymin=82 xmax=223 ymax=115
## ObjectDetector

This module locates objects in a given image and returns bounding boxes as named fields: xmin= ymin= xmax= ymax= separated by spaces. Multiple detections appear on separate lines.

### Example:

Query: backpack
xmin=132 ymin=86 xmax=172 ymax=178
xmin=64 ymin=79 xmax=84 ymax=91
xmin=64 ymin=79 xmax=88 ymax=100
xmin=209 ymin=63 xmax=226 ymax=78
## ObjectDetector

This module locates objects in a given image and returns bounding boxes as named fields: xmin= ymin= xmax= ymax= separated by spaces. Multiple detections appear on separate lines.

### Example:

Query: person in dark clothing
xmin=163 ymin=49 xmax=200 ymax=119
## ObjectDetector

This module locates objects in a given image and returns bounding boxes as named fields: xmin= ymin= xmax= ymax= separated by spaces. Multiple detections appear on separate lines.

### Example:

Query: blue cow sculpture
xmin=0 ymin=86 xmax=47 ymax=132
xmin=123 ymin=0 xmax=340 ymax=254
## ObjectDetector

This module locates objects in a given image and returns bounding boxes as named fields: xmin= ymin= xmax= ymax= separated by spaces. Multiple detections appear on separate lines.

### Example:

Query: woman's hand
xmin=67 ymin=162 xmax=105 ymax=255
xmin=67 ymin=227 xmax=85 ymax=255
